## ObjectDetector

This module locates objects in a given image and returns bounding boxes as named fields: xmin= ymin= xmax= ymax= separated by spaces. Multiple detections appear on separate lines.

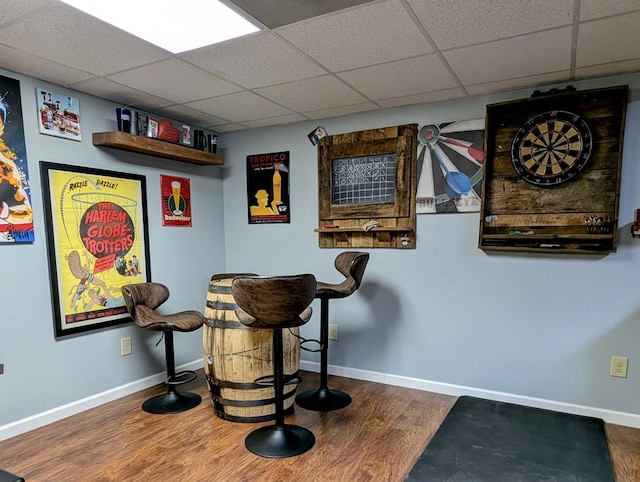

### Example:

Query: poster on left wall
xmin=40 ymin=161 xmax=151 ymax=337
xmin=0 ymin=74 xmax=34 ymax=243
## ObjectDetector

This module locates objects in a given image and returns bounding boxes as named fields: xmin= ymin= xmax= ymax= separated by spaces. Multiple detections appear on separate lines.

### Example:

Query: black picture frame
xmin=40 ymin=161 xmax=151 ymax=337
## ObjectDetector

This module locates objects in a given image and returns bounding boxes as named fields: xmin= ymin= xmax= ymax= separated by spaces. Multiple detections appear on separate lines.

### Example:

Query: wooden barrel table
xmin=203 ymin=275 xmax=301 ymax=422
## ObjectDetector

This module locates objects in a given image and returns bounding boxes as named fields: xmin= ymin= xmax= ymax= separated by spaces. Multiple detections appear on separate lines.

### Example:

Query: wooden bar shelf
xmin=92 ymin=131 xmax=223 ymax=166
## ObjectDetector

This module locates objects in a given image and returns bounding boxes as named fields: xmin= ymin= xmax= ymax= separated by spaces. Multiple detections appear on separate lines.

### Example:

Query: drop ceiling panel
xmin=255 ymin=75 xmax=370 ymax=112
xmin=242 ymin=113 xmax=308 ymax=129
xmin=376 ymin=88 xmax=464 ymax=108
xmin=154 ymin=105 xmax=229 ymax=127
xmin=407 ymin=0 xmax=573 ymax=50
xmin=0 ymin=4 xmax=169 ymax=76
xmin=580 ymin=0 xmax=640 ymax=21
xmin=465 ymin=71 xmax=570 ymax=96
xmin=303 ymin=101 xmax=378 ymax=120
xmin=575 ymin=60 xmax=640 ymax=80
xmin=277 ymin=0 xmax=432 ymax=72
xmin=69 ymin=77 xmax=174 ymax=111
xmin=444 ymin=27 xmax=572 ymax=85
xmin=0 ymin=0 xmax=49 ymax=25
xmin=107 ymin=59 xmax=242 ymax=104
xmin=0 ymin=44 xmax=94 ymax=87
xmin=182 ymin=32 xmax=327 ymax=89
xmin=576 ymin=12 xmax=640 ymax=67
xmin=185 ymin=91 xmax=293 ymax=123
xmin=338 ymin=54 xmax=457 ymax=100
xmin=231 ymin=0 xmax=377 ymax=28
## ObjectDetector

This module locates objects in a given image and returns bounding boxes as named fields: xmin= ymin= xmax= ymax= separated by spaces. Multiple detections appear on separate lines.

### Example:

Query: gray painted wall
xmin=222 ymin=72 xmax=640 ymax=416
xmin=0 ymin=69 xmax=226 ymax=426
xmin=2 ymin=67 xmax=640 ymax=430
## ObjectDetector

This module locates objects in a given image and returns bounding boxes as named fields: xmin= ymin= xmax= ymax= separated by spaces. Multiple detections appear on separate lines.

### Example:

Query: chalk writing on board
xmin=332 ymin=154 xmax=396 ymax=205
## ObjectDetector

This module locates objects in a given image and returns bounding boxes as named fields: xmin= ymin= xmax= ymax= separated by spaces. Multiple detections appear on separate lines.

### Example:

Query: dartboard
xmin=511 ymin=110 xmax=592 ymax=187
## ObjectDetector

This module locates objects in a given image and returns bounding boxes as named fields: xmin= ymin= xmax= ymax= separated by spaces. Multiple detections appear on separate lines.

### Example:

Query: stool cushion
xmin=232 ymin=274 xmax=316 ymax=329
xmin=133 ymin=305 xmax=205 ymax=332
xmin=315 ymin=252 xmax=369 ymax=299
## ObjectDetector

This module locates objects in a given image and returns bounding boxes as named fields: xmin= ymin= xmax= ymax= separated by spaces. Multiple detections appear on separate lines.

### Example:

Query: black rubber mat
xmin=406 ymin=396 xmax=615 ymax=481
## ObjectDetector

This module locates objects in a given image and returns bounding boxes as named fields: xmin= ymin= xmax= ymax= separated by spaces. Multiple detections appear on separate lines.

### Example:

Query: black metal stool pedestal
xmin=232 ymin=274 xmax=317 ymax=458
xmin=296 ymin=251 xmax=369 ymax=412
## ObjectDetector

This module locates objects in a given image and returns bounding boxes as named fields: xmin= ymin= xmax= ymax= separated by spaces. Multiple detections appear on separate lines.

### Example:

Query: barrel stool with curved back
xmin=122 ymin=282 xmax=205 ymax=414
xmin=232 ymin=274 xmax=317 ymax=458
xmin=295 ymin=251 xmax=369 ymax=412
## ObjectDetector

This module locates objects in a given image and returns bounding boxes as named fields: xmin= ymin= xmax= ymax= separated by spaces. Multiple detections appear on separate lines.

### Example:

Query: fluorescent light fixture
xmin=58 ymin=0 xmax=260 ymax=54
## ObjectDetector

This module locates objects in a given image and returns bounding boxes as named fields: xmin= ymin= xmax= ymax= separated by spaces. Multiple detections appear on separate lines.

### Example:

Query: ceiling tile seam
xmin=464 ymin=68 xmax=572 ymax=90
xmin=579 ymin=8 xmax=640 ymax=23
xmin=569 ymin=0 xmax=580 ymax=78
xmin=575 ymin=57 xmax=640 ymax=71
xmin=0 ymin=4 xmax=53 ymax=31
xmin=400 ymin=0 xmax=468 ymax=96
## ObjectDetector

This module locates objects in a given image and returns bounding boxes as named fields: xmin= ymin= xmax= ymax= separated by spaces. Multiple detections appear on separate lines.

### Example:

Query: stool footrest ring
xmin=167 ymin=370 xmax=197 ymax=386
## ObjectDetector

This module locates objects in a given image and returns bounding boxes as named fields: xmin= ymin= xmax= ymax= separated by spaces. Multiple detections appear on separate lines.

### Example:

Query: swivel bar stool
xmin=232 ymin=274 xmax=317 ymax=458
xmin=295 ymin=251 xmax=369 ymax=412
xmin=122 ymin=282 xmax=205 ymax=414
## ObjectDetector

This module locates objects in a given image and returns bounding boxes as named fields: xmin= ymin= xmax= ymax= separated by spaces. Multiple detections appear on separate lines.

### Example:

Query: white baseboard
xmin=299 ymin=360 xmax=640 ymax=429
xmin=0 ymin=360 xmax=202 ymax=442
xmin=3 ymin=359 xmax=639 ymax=442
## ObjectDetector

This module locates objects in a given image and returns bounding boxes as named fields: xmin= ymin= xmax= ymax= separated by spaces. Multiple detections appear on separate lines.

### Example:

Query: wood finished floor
xmin=0 ymin=371 xmax=639 ymax=481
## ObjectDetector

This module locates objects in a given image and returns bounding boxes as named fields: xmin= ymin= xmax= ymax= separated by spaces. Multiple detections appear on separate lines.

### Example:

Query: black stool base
xmin=295 ymin=387 xmax=352 ymax=412
xmin=245 ymin=424 xmax=315 ymax=458
xmin=142 ymin=391 xmax=201 ymax=414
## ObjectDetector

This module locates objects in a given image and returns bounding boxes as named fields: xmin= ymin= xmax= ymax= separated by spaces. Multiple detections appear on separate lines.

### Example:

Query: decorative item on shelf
xmin=116 ymin=107 xmax=131 ymax=132
xmin=193 ymin=129 xmax=207 ymax=150
xmin=631 ymin=210 xmax=640 ymax=238
xmin=181 ymin=124 xmax=191 ymax=146
xmin=156 ymin=119 xmax=180 ymax=144
xmin=584 ymin=215 xmax=613 ymax=234
xmin=207 ymin=134 xmax=218 ymax=154
xmin=307 ymin=126 xmax=327 ymax=146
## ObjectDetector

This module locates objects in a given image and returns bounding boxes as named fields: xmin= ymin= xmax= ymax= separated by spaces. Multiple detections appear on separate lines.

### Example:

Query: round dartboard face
xmin=511 ymin=110 xmax=593 ymax=187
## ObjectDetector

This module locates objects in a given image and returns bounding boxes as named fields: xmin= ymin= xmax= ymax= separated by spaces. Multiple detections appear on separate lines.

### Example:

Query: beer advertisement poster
xmin=246 ymin=151 xmax=290 ymax=224
xmin=40 ymin=161 xmax=150 ymax=337
xmin=0 ymin=74 xmax=35 ymax=243
xmin=36 ymin=87 xmax=82 ymax=141
xmin=161 ymin=174 xmax=192 ymax=227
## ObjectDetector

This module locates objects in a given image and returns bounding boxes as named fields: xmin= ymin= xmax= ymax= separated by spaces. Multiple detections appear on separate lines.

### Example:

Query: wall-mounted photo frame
xmin=40 ymin=161 xmax=151 ymax=338
xmin=36 ymin=88 xmax=82 ymax=141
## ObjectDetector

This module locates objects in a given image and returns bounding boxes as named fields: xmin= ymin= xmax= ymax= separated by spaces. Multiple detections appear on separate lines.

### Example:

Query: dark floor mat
xmin=406 ymin=396 xmax=614 ymax=481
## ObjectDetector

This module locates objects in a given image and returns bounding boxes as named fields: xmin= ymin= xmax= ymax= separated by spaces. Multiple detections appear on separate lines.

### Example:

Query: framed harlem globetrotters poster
xmin=40 ymin=161 xmax=151 ymax=337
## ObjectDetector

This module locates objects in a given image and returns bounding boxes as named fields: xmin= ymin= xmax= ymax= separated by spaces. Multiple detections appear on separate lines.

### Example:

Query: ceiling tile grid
xmin=0 ymin=0 xmax=637 ymax=133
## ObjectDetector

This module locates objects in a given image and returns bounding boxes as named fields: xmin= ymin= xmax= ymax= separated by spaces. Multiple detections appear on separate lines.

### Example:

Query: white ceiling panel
xmin=575 ymin=60 xmax=640 ymax=80
xmin=465 ymin=71 xmax=571 ymax=96
xmin=444 ymin=28 xmax=572 ymax=85
xmin=182 ymin=33 xmax=327 ymax=89
xmin=407 ymin=0 xmax=573 ymax=50
xmin=68 ymin=77 xmax=174 ymax=111
xmin=580 ymin=0 xmax=640 ymax=21
xmin=185 ymin=91 xmax=293 ymax=123
xmin=576 ymin=12 xmax=640 ymax=67
xmin=0 ymin=4 xmax=169 ymax=76
xmin=106 ymin=59 xmax=242 ymax=104
xmin=154 ymin=105 xmax=229 ymax=127
xmin=303 ymin=102 xmax=378 ymax=120
xmin=376 ymin=88 xmax=465 ymax=108
xmin=338 ymin=55 xmax=457 ymax=100
xmin=242 ymin=113 xmax=309 ymax=129
xmin=255 ymin=76 xmax=370 ymax=112
xmin=0 ymin=0 xmax=49 ymax=25
xmin=277 ymin=0 xmax=431 ymax=72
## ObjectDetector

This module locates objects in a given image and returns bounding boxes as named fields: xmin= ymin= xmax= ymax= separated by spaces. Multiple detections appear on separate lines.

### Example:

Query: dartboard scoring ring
xmin=511 ymin=110 xmax=593 ymax=187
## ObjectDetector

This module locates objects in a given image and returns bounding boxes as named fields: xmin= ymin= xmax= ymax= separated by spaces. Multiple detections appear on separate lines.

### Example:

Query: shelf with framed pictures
xmin=92 ymin=131 xmax=223 ymax=166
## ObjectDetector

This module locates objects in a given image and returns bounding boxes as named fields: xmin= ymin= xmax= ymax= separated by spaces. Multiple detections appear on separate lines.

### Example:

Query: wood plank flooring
xmin=0 ymin=371 xmax=638 ymax=481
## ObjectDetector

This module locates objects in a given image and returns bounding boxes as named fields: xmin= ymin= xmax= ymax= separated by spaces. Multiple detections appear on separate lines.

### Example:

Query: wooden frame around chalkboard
xmin=316 ymin=123 xmax=417 ymax=249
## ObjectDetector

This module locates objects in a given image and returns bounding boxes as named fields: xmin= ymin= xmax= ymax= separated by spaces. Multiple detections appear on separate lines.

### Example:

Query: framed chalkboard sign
xmin=316 ymin=124 xmax=417 ymax=249
xmin=332 ymin=154 xmax=396 ymax=205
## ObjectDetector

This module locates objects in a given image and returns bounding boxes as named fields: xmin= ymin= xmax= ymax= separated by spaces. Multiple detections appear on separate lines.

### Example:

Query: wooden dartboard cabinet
xmin=478 ymin=85 xmax=628 ymax=254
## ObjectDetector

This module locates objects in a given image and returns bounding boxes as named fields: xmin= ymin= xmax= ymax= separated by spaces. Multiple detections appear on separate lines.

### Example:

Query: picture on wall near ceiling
xmin=0 ymin=74 xmax=34 ymax=243
xmin=36 ymin=88 xmax=82 ymax=141
xmin=40 ymin=161 xmax=150 ymax=338
xmin=246 ymin=151 xmax=290 ymax=224
xmin=416 ymin=118 xmax=484 ymax=214
xmin=160 ymin=174 xmax=192 ymax=227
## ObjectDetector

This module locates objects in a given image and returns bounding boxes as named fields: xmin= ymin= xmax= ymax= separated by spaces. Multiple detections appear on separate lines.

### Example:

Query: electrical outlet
xmin=610 ymin=356 xmax=628 ymax=378
xmin=329 ymin=324 xmax=338 ymax=341
xmin=121 ymin=336 xmax=132 ymax=356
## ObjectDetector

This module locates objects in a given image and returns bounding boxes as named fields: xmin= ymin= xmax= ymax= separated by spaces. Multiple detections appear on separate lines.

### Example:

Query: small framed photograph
xmin=36 ymin=88 xmax=82 ymax=141
xmin=146 ymin=117 xmax=158 ymax=138
xmin=181 ymin=125 xmax=192 ymax=146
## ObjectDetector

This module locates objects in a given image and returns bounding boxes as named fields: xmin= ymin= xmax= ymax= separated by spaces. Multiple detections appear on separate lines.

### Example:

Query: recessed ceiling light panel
xmin=58 ymin=0 xmax=260 ymax=53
